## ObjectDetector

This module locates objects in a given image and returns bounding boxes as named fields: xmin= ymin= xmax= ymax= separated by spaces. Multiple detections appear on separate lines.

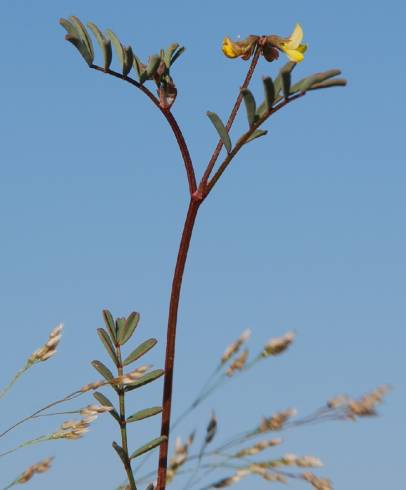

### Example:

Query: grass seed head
xmin=259 ymin=408 xmax=297 ymax=432
xmin=235 ymin=438 xmax=282 ymax=457
xmin=221 ymin=328 xmax=251 ymax=364
xmin=28 ymin=324 xmax=63 ymax=364
xmin=302 ymin=472 xmax=333 ymax=490
xmin=262 ymin=331 xmax=294 ymax=357
xmin=346 ymin=385 xmax=390 ymax=418
xmin=17 ymin=457 xmax=53 ymax=484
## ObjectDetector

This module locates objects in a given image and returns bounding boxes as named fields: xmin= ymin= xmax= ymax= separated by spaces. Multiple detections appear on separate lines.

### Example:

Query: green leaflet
xmin=146 ymin=55 xmax=161 ymax=78
xmin=93 ymin=391 xmax=120 ymax=422
xmin=163 ymin=43 xmax=179 ymax=68
xmin=290 ymin=69 xmax=343 ymax=94
xmin=262 ymin=76 xmax=275 ymax=111
xmin=117 ymin=312 xmax=140 ymax=346
xmin=60 ymin=19 xmax=93 ymax=66
xmin=308 ymin=78 xmax=347 ymax=90
xmin=245 ymin=129 xmax=268 ymax=144
xmin=280 ymin=61 xmax=297 ymax=75
xmin=130 ymin=436 xmax=167 ymax=459
xmin=127 ymin=406 xmax=162 ymax=423
xmin=170 ymin=46 xmax=186 ymax=66
xmin=64 ymin=35 xmax=93 ymax=66
xmin=123 ymin=338 xmax=157 ymax=366
xmin=241 ymin=89 xmax=257 ymax=127
xmin=69 ymin=16 xmax=94 ymax=60
xmin=133 ymin=55 xmax=145 ymax=80
xmin=207 ymin=112 xmax=232 ymax=153
xmin=275 ymin=61 xmax=296 ymax=99
xmin=124 ymin=369 xmax=164 ymax=392
xmin=106 ymin=29 xmax=124 ymax=71
xmin=115 ymin=317 xmax=126 ymax=339
xmin=123 ymin=46 xmax=134 ymax=76
xmin=102 ymin=309 xmax=117 ymax=343
xmin=112 ymin=441 xmax=128 ymax=466
xmin=91 ymin=360 xmax=115 ymax=384
xmin=87 ymin=22 xmax=112 ymax=71
xmin=59 ymin=18 xmax=78 ymax=38
xmin=273 ymin=72 xmax=283 ymax=99
xmin=97 ymin=328 xmax=119 ymax=366
xmin=313 ymin=68 xmax=341 ymax=83
xmin=139 ymin=55 xmax=161 ymax=84
xmin=281 ymin=70 xmax=291 ymax=99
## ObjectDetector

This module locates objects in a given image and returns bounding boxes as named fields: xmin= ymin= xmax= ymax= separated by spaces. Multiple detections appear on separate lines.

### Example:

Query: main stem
xmin=155 ymin=49 xmax=263 ymax=490
xmin=157 ymin=197 xmax=201 ymax=489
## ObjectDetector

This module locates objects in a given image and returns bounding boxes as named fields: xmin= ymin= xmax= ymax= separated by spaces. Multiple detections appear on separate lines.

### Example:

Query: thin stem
xmin=116 ymin=346 xmax=137 ymax=490
xmin=90 ymin=65 xmax=197 ymax=195
xmin=199 ymin=48 xmax=261 ymax=192
xmin=132 ymin=364 xmax=222 ymax=476
xmin=0 ymin=435 xmax=49 ymax=459
xmin=32 ymin=410 xmax=81 ymax=418
xmin=171 ymin=364 xmax=222 ymax=430
xmin=0 ymin=391 xmax=82 ymax=440
xmin=206 ymin=92 xmax=305 ymax=195
xmin=157 ymin=197 xmax=201 ymax=490
xmin=0 ymin=364 xmax=29 ymax=400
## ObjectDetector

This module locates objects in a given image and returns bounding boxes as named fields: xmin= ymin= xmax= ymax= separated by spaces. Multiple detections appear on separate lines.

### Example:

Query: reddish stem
xmin=206 ymin=92 xmax=305 ymax=195
xmin=90 ymin=65 xmax=197 ymax=195
xmin=88 ymin=58 xmax=304 ymax=490
xmin=157 ymin=197 xmax=201 ymax=489
xmin=157 ymin=50 xmax=262 ymax=490
xmin=199 ymin=48 xmax=261 ymax=193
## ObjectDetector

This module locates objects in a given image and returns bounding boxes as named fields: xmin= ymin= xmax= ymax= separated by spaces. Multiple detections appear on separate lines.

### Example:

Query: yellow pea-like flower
xmin=270 ymin=24 xmax=308 ymax=62
xmin=222 ymin=35 xmax=259 ymax=60
xmin=222 ymin=37 xmax=242 ymax=58
xmin=222 ymin=24 xmax=308 ymax=63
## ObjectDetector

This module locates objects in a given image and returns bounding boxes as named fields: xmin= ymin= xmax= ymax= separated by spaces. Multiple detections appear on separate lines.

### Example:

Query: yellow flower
xmin=269 ymin=24 xmax=307 ymax=62
xmin=222 ymin=25 xmax=307 ymax=63
xmin=222 ymin=35 xmax=259 ymax=60
xmin=222 ymin=38 xmax=241 ymax=58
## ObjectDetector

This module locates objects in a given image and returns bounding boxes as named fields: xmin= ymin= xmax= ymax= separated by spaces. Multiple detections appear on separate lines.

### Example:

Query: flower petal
xmin=282 ymin=48 xmax=305 ymax=63
xmin=298 ymin=43 xmax=308 ymax=54
xmin=222 ymin=37 xmax=239 ymax=58
xmin=222 ymin=36 xmax=259 ymax=60
xmin=286 ymin=23 xmax=303 ymax=50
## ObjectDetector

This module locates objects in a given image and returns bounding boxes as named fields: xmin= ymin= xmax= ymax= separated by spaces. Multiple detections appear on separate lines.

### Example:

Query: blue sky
xmin=0 ymin=0 xmax=405 ymax=489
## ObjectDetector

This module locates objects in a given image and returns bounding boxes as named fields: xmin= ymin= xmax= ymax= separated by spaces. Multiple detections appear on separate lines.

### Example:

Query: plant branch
xmin=206 ymin=92 xmax=305 ymax=195
xmin=90 ymin=65 xmax=197 ymax=195
xmin=199 ymin=48 xmax=261 ymax=192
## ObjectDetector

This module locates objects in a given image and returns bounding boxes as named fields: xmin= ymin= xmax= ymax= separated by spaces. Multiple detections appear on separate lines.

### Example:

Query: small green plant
xmin=91 ymin=310 xmax=165 ymax=489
